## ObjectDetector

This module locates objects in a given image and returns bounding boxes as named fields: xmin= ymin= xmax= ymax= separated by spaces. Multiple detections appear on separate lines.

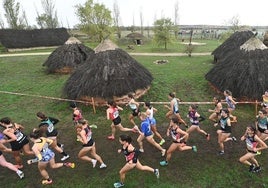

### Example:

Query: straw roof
xmin=43 ymin=43 xmax=94 ymax=74
xmin=206 ymin=36 xmax=268 ymax=100
xmin=64 ymin=40 xmax=153 ymax=105
xmin=126 ymin=32 xmax=145 ymax=39
xmin=211 ymin=30 xmax=254 ymax=63
xmin=94 ymin=39 xmax=118 ymax=53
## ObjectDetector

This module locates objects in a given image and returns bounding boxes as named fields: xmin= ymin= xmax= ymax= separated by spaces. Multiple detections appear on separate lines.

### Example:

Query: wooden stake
xmin=92 ymin=97 xmax=96 ymax=114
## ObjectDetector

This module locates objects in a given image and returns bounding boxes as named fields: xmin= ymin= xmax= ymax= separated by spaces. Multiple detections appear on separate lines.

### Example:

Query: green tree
xmin=3 ymin=0 xmax=26 ymax=29
xmin=153 ymin=18 xmax=173 ymax=50
xmin=75 ymin=0 xmax=113 ymax=42
xmin=36 ymin=0 xmax=59 ymax=28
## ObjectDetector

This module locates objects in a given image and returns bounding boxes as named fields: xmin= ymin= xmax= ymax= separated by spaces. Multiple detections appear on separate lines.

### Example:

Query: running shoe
xmin=253 ymin=166 xmax=261 ymax=173
xmin=192 ymin=146 xmax=197 ymax=152
xmin=42 ymin=179 xmax=53 ymax=185
xmin=64 ymin=162 xmax=75 ymax=168
xmin=61 ymin=155 xmax=70 ymax=161
xmin=92 ymin=159 xmax=97 ymax=168
xmin=114 ymin=182 xmax=124 ymax=188
xmin=206 ymin=134 xmax=210 ymax=141
xmin=60 ymin=144 xmax=64 ymax=150
xmin=161 ymin=149 xmax=166 ymax=156
xmin=16 ymin=170 xmax=24 ymax=179
xmin=159 ymin=161 xmax=168 ymax=166
xmin=214 ymin=123 xmax=218 ymax=127
xmin=107 ymin=135 xmax=115 ymax=140
xmin=100 ymin=163 xmax=107 ymax=169
xmin=90 ymin=124 xmax=98 ymax=129
xmin=232 ymin=136 xmax=237 ymax=142
xmin=218 ymin=151 xmax=224 ymax=155
xmin=256 ymin=151 xmax=261 ymax=155
xmin=159 ymin=139 xmax=165 ymax=146
xmin=154 ymin=169 xmax=160 ymax=178
xmin=139 ymin=149 xmax=144 ymax=153
xmin=249 ymin=164 xmax=255 ymax=172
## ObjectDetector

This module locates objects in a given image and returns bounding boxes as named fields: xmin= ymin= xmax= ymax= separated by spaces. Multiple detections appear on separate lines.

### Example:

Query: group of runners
xmin=1 ymin=90 xmax=268 ymax=187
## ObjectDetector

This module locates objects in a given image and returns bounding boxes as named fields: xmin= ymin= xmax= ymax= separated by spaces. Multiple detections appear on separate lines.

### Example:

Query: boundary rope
xmin=0 ymin=90 xmax=261 ymax=105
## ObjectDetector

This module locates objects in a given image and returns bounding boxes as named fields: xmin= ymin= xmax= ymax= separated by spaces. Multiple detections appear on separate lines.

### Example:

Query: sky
xmin=0 ymin=0 xmax=267 ymax=28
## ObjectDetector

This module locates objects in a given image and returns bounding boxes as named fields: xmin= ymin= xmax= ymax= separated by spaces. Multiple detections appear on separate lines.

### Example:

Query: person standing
xmin=136 ymin=112 xmax=166 ymax=156
xmin=216 ymin=108 xmax=237 ymax=155
xmin=76 ymin=119 xmax=107 ymax=169
xmin=113 ymin=134 xmax=159 ymax=188
xmin=239 ymin=125 xmax=267 ymax=172
xmin=164 ymin=92 xmax=187 ymax=128
xmin=27 ymin=129 xmax=75 ymax=185
xmin=160 ymin=115 xmax=197 ymax=166
xmin=36 ymin=112 xmax=70 ymax=161
xmin=106 ymin=100 xmax=137 ymax=140
xmin=186 ymin=104 xmax=210 ymax=141
xmin=144 ymin=101 xmax=165 ymax=146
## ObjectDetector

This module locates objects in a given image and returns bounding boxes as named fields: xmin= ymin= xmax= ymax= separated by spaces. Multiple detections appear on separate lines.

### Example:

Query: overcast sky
xmin=0 ymin=0 xmax=267 ymax=28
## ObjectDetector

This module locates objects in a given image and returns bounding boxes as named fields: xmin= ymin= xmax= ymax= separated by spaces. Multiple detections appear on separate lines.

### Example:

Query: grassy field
xmin=0 ymin=53 xmax=267 ymax=188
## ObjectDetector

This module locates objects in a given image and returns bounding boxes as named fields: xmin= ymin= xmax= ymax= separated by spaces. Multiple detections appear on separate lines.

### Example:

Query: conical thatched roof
xmin=205 ymin=36 xmax=268 ymax=100
xmin=126 ymin=32 xmax=145 ymax=39
xmin=212 ymin=30 xmax=254 ymax=63
xmin=64 ymin=40 xmax=153 ymax=105
xmin=94 ymin=39 xmax=118 ymax=53
xmin=263 ymin=32 xmax=268 ymax=47
xmin=43 ymin=41 xmax=94 ymax=74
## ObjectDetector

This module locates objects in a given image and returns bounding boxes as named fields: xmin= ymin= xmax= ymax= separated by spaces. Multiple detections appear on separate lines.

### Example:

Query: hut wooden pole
xmin=255 ymin=100 xmax=258 ymax=115
xmin=92 ymin=97 xmax=96 ymax=114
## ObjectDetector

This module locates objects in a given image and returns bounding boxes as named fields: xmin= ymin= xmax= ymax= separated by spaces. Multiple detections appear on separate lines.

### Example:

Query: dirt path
xmin=0 ymin=52 xmax=211 ymax=57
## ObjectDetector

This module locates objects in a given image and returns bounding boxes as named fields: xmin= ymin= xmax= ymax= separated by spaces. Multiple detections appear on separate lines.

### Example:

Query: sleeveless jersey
xmin=256 ymin=116 xmax=268 ymax=133
xmin=109 ymin=107 xmax=119 ymax=120
xmin=220 ymin=117 xmax=231 ymax=133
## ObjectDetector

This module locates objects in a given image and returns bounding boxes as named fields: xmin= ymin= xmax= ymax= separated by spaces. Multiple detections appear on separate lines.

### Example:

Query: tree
xmin=225 ymin=15 xmax=241 ymax=32
xmin=174 ymin=1 xmax=179 ymax=39
xmin=140 ymin=8 xmax=144 ymax=35
xmin=113 ymin=0 xmax=121 ymax=39
xmin=75 ymin=0 xmax=113 ymax=42
xmin=153 ymin=18 xmax=173 ymax=50
xmin=3 ymin=0 xmax=26 ymax=29
xmin=0 ymin=15 xmax=5 ymax=28
xmin=36 ymin=0 xmax=59 ymax=28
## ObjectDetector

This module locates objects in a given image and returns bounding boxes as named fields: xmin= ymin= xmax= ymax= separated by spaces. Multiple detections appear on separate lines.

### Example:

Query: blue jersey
xmin=140 ymin=118 xmax=152 ymax=137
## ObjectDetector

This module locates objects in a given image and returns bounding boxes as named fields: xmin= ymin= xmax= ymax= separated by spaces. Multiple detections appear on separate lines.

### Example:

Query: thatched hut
xmin=63 ymin=39 xmax=153 ymax=105
xmin=211 ymin=30 xmax=254 ymax=63
xmin=0 ymin=28 xmax=69 ymax=50
xmin=126 ymin=32 xmax=145 ymax=45
xmin=263 ymin=32 xmax=268 ymax=47
xmin=205 ymin=36 xmax=268 ymax=100
xmin=43 ymin=37 xmax=94 ymax=74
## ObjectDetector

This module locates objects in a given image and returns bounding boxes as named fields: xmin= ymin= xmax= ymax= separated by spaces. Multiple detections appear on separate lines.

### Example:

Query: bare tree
xmin=113 ymin=0 xmax=121 ymax=38
xmin=3 ymin=0 xmax=26 ymax=29
xmin=36 ymin=0 xmax=59 ymax=28
xmin=0 ymin=15 xmax=5 ymax=28
xmin=140 ymin=8 xmax=144 ymax=35
xmin=174 ymin=0 xmax=179 ymax=38
xmin=225 ymin=15 xmax=241 ymax=32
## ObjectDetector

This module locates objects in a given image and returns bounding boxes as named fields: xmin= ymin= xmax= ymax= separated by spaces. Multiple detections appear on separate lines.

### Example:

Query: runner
xmin=27 ymin=129 xmax=75 ymax=185
xmin=223 ymin=90 xmax=237 ymax=122
xmin=136 ymin=112 xmax=166 ymax=156
xmin=160 ymin=115 xmax=197 ymax=166
xmin=186 ymin=104 xmax=210 ymax=141
xmin=0 ymin=132 xmax=24 ymax=179
xmin=0 ymin=117 xmax=34 ymax=169
xmin=164 ymin=92 xmax=187 ymax=128
xmin=126 ymin=93 xmax=140 ymax=126
xmin=76 ymin=119 xmax=107 ymax=169
xmin=208 ymin=96 xmax=222 ymax=127
xmin=239 ymin=125 xmax=267 ymax=172
xmin=106 ymin=100 xmax=137 ymax=140
xmin=36 ymin=112 xmax=70 ymax=161
xmin=113 ymin=134 xmax=159 ymax=188
xmin=144 ymin=101 xmax=165 ymax=145
xmin=216 ymin=108 xmax=237 ymax=155
xmin=255 ymin=109 xmax=268 ymax=142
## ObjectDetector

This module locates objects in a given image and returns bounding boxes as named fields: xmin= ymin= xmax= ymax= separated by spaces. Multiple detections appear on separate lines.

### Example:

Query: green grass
xmin=0 ymin=53 xmax=266 ymax=188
